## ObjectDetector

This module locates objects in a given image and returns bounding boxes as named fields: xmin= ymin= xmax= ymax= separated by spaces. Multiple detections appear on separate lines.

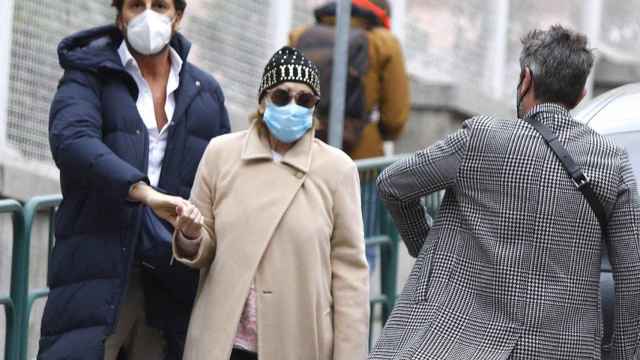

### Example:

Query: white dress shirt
xmin=118 ymin=42 xmax=183 ymax=187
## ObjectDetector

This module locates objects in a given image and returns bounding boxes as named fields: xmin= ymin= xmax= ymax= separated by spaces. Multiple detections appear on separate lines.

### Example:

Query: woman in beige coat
xmin=169 ymin=47 xmax=370 ymax=360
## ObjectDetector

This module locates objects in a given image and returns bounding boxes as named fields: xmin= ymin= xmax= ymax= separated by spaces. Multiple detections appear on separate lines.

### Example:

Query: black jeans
xmin=229 ymin=348 xmax=257 ymax=360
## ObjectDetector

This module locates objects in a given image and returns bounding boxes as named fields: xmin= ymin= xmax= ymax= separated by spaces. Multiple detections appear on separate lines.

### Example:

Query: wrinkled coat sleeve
xmin=331 ymin=162 xmax=370 ymax=360
xmin=376 ymin=31 xmax=410 ymax=141
xmin=173 ymin=140 xmax=217 ymax=269
xmin=377 ymin=121 xmax=471 ymax=257
xmin=607 ymin=150 xmax=640 ymax=359
xmin=49 ymin=70 xmax=147 ymax=200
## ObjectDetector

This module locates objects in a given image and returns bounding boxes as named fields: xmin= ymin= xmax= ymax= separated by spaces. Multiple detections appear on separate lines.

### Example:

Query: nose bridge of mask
xmin=132 ymin=10 xmax=153 ymax=44
xmin=127 ymin=9 xmax=172 ymax=56
xmin=267 ymin=101 xmax=294 ymax=119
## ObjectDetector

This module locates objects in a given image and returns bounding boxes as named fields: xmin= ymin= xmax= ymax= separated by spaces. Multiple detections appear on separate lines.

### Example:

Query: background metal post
xmin=583 ymin=0 xmax=603 ymax=101
xmin=490 ymin=0 xmax=509 ymax=100
xmin=328 ymin=0 xmax=352 ymax=149
xmin=269 ymin=0 xmax=293 ymax=54
xmin=0 ymin=0 xmax=15 ymax=150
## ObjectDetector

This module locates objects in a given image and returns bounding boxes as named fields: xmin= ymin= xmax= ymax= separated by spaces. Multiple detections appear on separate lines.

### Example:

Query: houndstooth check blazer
xmin=371 ymin=103 xmax=640 ymax=360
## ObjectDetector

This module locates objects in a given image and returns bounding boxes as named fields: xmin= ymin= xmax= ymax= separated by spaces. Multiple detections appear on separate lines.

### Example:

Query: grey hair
xmin=519 ymin=25 xmax=594 ymax=107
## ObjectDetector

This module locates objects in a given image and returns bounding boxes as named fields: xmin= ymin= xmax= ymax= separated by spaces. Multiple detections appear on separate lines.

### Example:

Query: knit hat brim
xmin=258 ymin=46 xmax=321 ymax=102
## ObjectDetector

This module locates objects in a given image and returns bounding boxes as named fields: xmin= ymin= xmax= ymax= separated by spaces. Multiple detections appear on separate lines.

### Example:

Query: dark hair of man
xmin=111 ymin=0 xmax=187 ymax=14
xmin=519 ymin=25 xmax=594 ymax=107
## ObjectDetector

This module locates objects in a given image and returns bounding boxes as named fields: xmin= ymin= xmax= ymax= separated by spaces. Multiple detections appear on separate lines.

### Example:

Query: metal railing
xmin=356 ymin=155 xmax=444 ymax=347
xmin=1 ymin=199 xmax=24 ymax=360
xmin=357 ymin=156 xmax=405 ymax=335
xmin=19 ymin=196 xmax=61 ymax=360
xmin=1 ymin=196 xmax=61 ymax=360
xmin=2 ymin=155 xmax=445 ymax=359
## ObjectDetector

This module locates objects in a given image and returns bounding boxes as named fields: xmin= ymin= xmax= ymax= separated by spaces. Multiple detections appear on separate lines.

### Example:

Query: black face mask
xmin=516 ymin=70 xmax=532 ymax=119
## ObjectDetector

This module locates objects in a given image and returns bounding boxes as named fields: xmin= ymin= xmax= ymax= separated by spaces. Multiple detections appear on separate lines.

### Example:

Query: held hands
xmin=130 ymin=182 xmax=203 ymax=240
xmin=175 ymin=201 xmax=204 ymax=240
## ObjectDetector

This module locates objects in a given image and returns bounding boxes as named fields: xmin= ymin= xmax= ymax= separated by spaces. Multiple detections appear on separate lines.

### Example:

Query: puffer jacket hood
xmin=57 ymin=25 xmax=192 ymax=73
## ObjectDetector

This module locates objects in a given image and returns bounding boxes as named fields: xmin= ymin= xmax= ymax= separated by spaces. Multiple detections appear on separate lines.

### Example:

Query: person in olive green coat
xmin=290 ymin=0 xmax=411 ymax=160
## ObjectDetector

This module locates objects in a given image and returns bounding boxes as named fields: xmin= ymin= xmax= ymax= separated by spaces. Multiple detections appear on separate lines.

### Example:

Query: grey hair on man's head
xmin=519 ymin=25 xmax=594 ymax=107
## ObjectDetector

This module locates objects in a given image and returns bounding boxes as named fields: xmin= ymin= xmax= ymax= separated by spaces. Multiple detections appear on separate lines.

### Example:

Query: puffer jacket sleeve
xmin=49 ymin=70 xmax=147 ymax=200
xmin=331 ymin=162 xmax=370 ymax=360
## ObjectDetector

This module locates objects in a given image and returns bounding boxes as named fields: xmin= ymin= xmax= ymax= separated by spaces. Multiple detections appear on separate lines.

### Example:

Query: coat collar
xmin=241 ymin=122 xmax=314 ymax=173
xmin=523 ymin=103 xmax=576 ymax=130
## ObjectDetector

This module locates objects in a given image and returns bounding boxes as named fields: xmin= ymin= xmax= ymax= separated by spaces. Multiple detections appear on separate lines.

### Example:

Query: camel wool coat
xmin=173 ymin=122 xmax=370 ymax=360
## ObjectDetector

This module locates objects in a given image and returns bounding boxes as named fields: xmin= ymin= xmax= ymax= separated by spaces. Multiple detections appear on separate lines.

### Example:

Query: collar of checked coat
xmin=241 ymin=122 xmax=314 ymax=173
xmin=523 ymin=102 xmax=576 ymax=129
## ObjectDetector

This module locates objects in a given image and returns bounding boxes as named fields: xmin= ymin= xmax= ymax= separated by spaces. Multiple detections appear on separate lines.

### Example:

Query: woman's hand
xmin=174 ymin=202 xmax=204 ymax=258
xmin=175 ymin=201 xmax=204 ymax=240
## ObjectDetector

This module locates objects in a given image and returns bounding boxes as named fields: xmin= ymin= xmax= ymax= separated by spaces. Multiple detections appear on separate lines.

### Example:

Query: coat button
xmin=195 ymin=80 xmax=201 ymax=87
xmin=136 ymin=129 xmax=141 ymax=135
xmin=295 ymin=171 xmax=304 ymax=179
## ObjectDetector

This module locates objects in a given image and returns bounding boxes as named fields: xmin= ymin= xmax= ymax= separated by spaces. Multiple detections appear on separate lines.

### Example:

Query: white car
xmin=573 ymin=83 xmax=640 ymax=359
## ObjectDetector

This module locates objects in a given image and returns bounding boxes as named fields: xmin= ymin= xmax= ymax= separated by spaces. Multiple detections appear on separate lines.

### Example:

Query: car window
xmin=608 ymin=131 xmax=640 ymax=190
xmin=588 ymin=93 xmax=640 ymax=134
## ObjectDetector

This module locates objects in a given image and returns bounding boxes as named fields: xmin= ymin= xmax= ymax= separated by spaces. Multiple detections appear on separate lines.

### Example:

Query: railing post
xmin=5 ymin=200 xmax=25 ymax=360
xmin=13 ymin=195 xmax=62 ymax=360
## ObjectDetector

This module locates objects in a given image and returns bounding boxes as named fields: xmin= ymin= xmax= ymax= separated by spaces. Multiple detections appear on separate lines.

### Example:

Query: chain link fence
xmin=5 ymin=0 xmax=640 ymax=164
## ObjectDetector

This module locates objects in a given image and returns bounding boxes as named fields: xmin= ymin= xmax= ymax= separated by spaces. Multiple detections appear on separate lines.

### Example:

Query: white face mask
xmin=126 ymin=9 xmax=173 ymax=56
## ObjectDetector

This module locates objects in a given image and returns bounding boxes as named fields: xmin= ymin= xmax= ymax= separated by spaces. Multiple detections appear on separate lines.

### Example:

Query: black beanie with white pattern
xmin=258 ymin=46 xmax=321 ymax=103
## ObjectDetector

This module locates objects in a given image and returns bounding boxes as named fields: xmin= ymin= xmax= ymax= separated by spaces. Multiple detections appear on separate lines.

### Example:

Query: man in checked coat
xmin=371 ymin=25 xmax=640 ymax=360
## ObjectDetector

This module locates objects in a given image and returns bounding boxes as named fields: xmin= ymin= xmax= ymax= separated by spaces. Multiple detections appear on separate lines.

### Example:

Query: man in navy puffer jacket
xmin=38 ymin=0 xmax=230 ymax=359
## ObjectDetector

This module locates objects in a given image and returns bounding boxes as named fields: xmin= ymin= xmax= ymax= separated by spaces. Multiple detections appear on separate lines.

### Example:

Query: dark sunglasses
xmin=269 ymin=88 xmax=319 ymax=109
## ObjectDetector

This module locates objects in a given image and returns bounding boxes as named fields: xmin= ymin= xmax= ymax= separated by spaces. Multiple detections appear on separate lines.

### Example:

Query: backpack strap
xmin=527 ymin=116 xmax=608 ymax=236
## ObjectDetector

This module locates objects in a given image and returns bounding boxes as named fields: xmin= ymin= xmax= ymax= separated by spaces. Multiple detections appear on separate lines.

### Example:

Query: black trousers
xmin=230 ymin=348 xmax=258 ymax=360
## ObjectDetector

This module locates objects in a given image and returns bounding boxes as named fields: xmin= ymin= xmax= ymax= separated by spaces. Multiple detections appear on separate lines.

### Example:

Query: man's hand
xmin=145 ymin=191 xmax=189 ymax=227
xmin=129 ymin=182 xmax=191 ymax=228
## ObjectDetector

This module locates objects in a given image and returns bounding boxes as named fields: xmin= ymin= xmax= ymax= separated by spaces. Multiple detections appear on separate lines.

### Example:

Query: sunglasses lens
xmin=270 ymin=89 xmax=291 ymax=107
xmin=296 ymin=92 xmax=318 ymax=109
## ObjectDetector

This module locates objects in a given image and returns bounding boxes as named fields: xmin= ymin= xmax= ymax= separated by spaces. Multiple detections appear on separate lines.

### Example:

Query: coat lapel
xmin=230 ymin=124 xmax=314 ymax=269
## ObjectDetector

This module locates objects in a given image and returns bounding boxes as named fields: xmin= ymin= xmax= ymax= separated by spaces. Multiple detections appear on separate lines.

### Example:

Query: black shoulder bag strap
xmin=527 ymin=116 xmax=608 ymax=237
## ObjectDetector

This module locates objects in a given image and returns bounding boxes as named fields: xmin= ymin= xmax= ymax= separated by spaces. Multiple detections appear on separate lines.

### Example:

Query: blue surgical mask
xmin=263 ymin=102 xmax=313 ymax=143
